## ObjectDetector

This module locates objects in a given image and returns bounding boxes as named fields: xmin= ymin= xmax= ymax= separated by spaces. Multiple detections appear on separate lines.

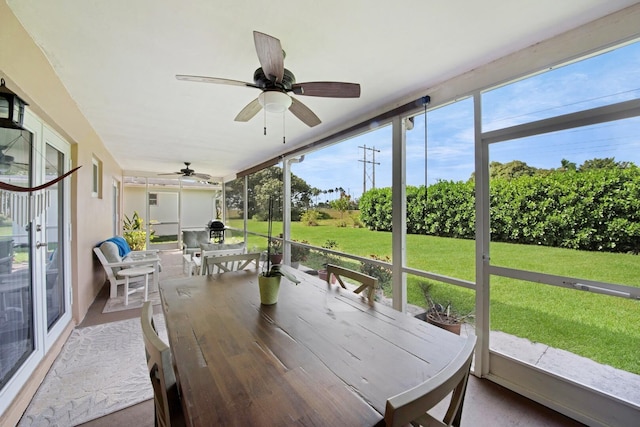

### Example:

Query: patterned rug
xmin=18 ymin=315 xmax=167 ymax=426
xmin=102 ymin=289 xmax=162 ymax=313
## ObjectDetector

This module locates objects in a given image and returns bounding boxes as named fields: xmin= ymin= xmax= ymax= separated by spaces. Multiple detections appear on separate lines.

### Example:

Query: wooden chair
xmin=202 ymin=251 xmax=261 ymax=274
xmin=325 ymin=264 xmax=378 ymax=301
xmin=384 ymin=335 xmax=477 ymax=427
xmin=94 ymin=242 xmax=160 ymax=298
xmin=141 ymin=301 xmax=185 ymax=427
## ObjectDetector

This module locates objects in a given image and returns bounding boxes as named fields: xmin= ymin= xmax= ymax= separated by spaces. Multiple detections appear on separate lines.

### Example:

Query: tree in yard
xmin=225 ymin=166 xmax=318 ymax=221
xmin=578 ymin=157 xmax=631 ymax=171
xmin=559 ymin=158 xmax=577 ymax=171
xmin=489 ymin=160 xmax=538 ymax=180
xmin=330 ymin=193 xmax=351 ymax=218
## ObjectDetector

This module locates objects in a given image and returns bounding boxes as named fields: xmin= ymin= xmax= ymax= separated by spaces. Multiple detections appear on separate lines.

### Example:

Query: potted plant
xmin=415 ymin=282 xmax=471 ymax=335
xmin=269 ymin=237 xmax=283 ymax=265
xmin=290 ymin=239 xmax=310 ymax=268
xmin=317 ymin=239 xmax=339 ymax=284
xmin=123 ymin=211 xmax=155 ymax=250
xmin=259 ymin=199 xmax=299 ymax=305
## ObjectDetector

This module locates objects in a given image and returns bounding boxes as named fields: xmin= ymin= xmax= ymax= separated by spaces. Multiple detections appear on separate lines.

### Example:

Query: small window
xmin=92 ymin=156 xmax=102 ymax=198
xmin=149 ymin=193 xmax=158 ymax=206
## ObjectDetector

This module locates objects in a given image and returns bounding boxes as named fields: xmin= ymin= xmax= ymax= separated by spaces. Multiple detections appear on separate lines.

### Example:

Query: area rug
xmin=18 ymin=315 xmax=167 ymax=427
xmin=102 ymin=290 xmax=162 ymax=314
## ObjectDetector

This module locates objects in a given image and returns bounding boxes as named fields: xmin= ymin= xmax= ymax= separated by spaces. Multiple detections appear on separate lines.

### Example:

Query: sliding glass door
xmin=0 ymin=128 xmax=34 ymax=392
xmin=0 ymin=111 xmax=71 ymax=415
xmin=43 ymin=143 xmax=66 ymax=330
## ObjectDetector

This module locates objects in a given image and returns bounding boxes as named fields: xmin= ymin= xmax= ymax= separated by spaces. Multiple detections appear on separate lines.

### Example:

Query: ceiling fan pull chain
xmin=282 ymin=111 xmax=286 ymax=144
xmin=264 ymin=107 xmax=267 ymax=135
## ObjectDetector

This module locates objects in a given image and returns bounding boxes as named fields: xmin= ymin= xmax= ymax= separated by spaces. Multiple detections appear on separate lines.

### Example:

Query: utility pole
xmin=358 ymin=144 xmax=380 ymax=194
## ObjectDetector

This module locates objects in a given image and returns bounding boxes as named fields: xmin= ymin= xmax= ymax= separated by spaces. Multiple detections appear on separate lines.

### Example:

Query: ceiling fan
xmin=176 ymin=31 xmax=361 ymax=128
xmin=159 ymin=162 xmax=212 ymax=180
xmin=0 ymin=146 xmax=15 ymax=170
xmin=0 ymin=144 xmax=28 ymax=173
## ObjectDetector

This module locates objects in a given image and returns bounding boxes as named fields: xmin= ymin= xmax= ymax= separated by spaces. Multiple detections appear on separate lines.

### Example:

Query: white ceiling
xmin=7 ymin=1 xmax=637 ymax=181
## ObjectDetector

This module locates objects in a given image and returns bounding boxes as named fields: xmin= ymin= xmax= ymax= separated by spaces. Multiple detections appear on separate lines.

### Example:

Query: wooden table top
xmin=159 ymin=269 xmax=468 ymax=426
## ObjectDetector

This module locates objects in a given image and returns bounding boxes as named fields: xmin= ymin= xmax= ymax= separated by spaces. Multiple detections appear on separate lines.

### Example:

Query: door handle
xmin=36 ymin=241 xmax=48 ymax=249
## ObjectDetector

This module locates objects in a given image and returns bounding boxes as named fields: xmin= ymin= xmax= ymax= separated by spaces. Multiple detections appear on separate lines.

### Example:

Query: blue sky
xmin=291 ymin=41 xmax=640 ymax=200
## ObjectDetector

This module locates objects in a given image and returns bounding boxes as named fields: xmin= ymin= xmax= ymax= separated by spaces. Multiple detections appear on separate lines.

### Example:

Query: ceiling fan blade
xmin=234 ymin=98 xmax=263 ymax=122
xmin=176 ymin=75 xmax=259 ymax=89
xmin=158 ymin=172 xmax=182 ymax=176
xmin=291 ymin=82 xmax=361 ymax=98
xmin=192 ymin=173 xmax=213 ymax=180
xmin=253 ymin=31 xmax=284 ymax=83
xmin=289 ymin=98 xmax=321 ymax=127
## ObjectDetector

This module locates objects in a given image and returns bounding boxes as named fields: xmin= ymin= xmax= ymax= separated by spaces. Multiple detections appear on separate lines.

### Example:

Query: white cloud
xmin=292 ymin=42 xmax=640 ymax=198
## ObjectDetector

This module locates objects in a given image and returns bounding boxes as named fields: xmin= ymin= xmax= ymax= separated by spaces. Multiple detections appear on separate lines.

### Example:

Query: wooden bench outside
xmin=325 ymin=264 xmax=378 ymax=303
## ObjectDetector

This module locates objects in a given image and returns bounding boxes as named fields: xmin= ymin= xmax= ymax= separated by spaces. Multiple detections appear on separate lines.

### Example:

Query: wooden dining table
xmin=159 ymin=268 xmax=469 ymax=426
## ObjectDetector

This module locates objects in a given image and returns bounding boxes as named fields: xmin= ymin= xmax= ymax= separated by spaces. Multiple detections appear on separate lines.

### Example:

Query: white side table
xmin=117 ymin=266 xmax=155 ymax=305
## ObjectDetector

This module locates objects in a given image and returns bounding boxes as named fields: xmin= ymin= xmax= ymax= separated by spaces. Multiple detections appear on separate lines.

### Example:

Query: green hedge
xmin=359 ymin=167 xmax=640 ymax=253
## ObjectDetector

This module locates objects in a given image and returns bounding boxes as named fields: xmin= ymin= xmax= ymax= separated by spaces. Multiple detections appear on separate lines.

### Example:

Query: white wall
xmin=123 ymin=185 xmax=219 ymax=233
xmin=182 ymin=189 xmax=217 ymax=229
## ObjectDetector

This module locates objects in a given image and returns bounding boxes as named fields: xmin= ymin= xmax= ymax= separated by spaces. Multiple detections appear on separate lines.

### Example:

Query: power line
xmin=486 ymin=87 xmax=640 ymax=129
xmin=358 ymin=145 xmax=380 ymax=194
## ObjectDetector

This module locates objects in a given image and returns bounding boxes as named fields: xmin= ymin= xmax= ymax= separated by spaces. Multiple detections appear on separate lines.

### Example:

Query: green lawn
xmin=229 ymin=218 xmax=640 ymax=375
xmin=0 ymin=225 xmax=11 ymax=236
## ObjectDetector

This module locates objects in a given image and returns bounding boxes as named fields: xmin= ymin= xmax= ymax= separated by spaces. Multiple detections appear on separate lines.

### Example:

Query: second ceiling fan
xmin=176 ymin=31 xmax=361 ymax=128
xmin=159 ymin=162 xmax=212 ymax=180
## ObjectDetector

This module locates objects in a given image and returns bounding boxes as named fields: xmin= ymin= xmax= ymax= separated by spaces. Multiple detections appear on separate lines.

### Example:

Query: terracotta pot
xmin=270 ymin=254 xmax=283 ymax=264
xmin=317 ymin=269 xmax=336 ymax=284
xmin=415 ymin=311 xmax=462 ymax=335
xmin=258 ymin=274 xmax=281 ymax=305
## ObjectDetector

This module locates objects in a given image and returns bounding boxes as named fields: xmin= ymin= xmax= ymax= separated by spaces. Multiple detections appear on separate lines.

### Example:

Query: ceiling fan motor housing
xmin=253 ymin=68 xmax=296 ymax=90
xmin=180 ymin=162 xmax=195 ymax=176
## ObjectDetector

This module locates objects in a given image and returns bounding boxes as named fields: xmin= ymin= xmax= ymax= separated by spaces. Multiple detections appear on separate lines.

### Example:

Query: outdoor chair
xmin=94 ymin=239 xmax=160 ymax=298
xmin=199 ymin=241 xmax=246 ymax=253
xmin=384 ymin=335 xmax=477 ymax=427
xmin=181 ymin=230 xmax=210 ymax=256
xmin=325 ymin=264 xmax=378 ymax=302
xmin=141 ymin=301 xmax=185 ymax=427
xmin=202 ymin=252 xmax=261 ymax=274
xmin=200 ymin=244 xmax=248 ymax=275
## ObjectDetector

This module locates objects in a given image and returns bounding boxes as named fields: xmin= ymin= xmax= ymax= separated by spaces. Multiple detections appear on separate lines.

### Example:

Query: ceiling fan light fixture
xmin=258 ymin=91 xmax=291 ymax=113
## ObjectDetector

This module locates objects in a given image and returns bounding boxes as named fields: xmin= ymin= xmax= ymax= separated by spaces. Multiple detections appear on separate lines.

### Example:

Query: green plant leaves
xmin=359 ymin=166 xmax=640 ymax=254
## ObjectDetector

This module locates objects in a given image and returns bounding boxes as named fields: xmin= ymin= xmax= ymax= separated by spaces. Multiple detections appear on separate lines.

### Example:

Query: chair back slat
xmin=93 ymin=246 xmax=118 ymax=284
xmin=200 ymin=247 xmax=249 ymax=274
xmin=203 ymin=251 xmax=261 ymax=274
xmin=384 ymin=336 xmax=477 ymax=427
xmin=141 ymin=302 xmax=183 ymax=426
xmin=325 ymin=264 xmax=378 ymax=301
